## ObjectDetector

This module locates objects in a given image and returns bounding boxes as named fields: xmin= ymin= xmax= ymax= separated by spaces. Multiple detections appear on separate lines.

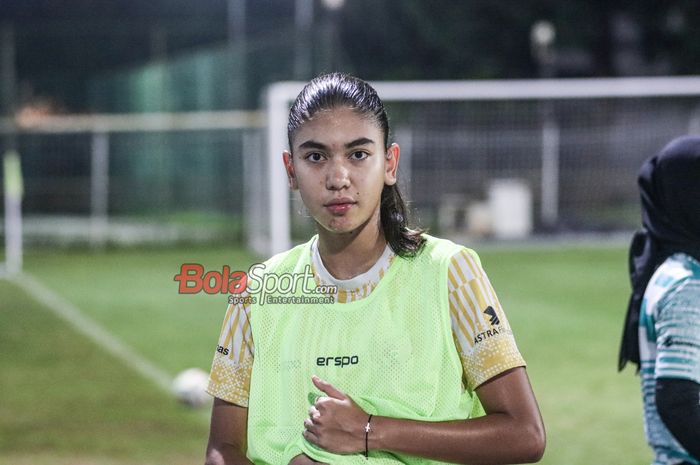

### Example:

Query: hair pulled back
xmin=288 ymin=72 xmax=425 ymax=257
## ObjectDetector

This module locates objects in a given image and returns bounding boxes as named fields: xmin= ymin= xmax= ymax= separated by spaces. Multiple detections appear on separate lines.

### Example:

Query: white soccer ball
xmin=172 ymin=368 xmax=211 ymax=408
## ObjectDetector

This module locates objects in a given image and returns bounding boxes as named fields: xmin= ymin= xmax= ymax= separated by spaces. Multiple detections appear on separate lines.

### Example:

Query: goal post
xmin=2 ymin=149 xmax=23 ymax=275
xmin=258 ymin=76 xmax=700 ymax=257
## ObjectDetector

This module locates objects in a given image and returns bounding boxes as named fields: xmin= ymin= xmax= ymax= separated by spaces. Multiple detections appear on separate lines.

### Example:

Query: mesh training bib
xmin=247 ymin=235 xmax=484 ymax=464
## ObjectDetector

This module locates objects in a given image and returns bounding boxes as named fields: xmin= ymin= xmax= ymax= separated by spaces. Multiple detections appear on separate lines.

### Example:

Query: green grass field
xmin=0 ymin=243 xmax=651 ymax=465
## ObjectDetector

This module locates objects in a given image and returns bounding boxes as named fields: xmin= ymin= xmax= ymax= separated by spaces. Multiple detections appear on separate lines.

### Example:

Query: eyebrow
xmin=298 ymin=137 xmax=376 ymax=150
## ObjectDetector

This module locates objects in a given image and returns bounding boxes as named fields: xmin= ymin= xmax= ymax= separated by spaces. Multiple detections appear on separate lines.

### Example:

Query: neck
xmin=316 ymin=207 xmax=387 ymax=280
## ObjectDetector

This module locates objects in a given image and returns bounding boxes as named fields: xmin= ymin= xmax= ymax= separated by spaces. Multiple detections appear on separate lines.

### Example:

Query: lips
xmin=324 ymin=198 xmax=356 ymax=214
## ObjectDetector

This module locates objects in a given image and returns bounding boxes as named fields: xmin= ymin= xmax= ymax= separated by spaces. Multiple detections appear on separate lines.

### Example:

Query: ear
xmin=384 ymin=143 xmax=400 ymax=186
xmin=283 ymin=151 xmax=298 ymax=190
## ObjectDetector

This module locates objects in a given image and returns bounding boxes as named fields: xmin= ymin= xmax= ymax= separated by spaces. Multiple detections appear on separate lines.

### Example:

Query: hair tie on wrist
xmin=364 ymin=414 xmax=373 ymax=459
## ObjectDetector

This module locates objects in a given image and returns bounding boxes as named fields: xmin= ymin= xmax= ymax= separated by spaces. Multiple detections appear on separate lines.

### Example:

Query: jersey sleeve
xmin=654 ymin=279 xmax=700 ymax=384
xmin=448 ymin=248 xmax=526 ymax=390
xmin=206 ymin=296 xmax=255 ymax=407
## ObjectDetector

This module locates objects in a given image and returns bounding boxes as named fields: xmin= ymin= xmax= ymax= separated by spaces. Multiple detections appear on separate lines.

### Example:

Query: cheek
xmin=294 ymin=175 xmax=316 ymax=202
xmin=294 ymin=165 xmax=319 ymax=187
xmin=363 ymin=166 xmax=387 ymax=196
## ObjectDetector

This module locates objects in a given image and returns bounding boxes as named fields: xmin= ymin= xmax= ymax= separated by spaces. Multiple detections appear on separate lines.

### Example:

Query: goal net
xmin=3 ymin=77 xmax=700 ymax=267
xmin=251 ymin=76 xmax=700 ymax=256
xmin=0 ymin=110 xmax=263 ymax=274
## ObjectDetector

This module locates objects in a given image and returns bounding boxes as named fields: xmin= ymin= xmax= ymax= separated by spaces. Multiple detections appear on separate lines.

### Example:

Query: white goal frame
xmin=261 ymin=76 xmax=700 ymax=257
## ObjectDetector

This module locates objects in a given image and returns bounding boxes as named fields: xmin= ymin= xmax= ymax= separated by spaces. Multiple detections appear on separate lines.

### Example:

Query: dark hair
xmin=287 ymin=72 xmax=425 ymax=257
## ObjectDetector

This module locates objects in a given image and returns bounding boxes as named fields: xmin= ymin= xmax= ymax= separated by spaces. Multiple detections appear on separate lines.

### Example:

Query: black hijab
xmin=618 ymin=135 xmax=700 ymax=372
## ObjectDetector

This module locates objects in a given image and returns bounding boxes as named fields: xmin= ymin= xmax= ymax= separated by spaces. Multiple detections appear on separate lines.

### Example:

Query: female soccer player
xmin=205 ymin=73 xmax=545 ymax=465
xmin=619 ymin=136 xmax=700 ymax=465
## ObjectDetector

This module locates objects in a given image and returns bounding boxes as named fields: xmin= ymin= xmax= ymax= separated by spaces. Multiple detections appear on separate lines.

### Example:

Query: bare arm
xmin=204 ymin=397 xmax=254 ymax=465
xmin=305 ymin=367 xmax=545 ymax=464
xmin=369 ymin=367 xmax=545 ymax=464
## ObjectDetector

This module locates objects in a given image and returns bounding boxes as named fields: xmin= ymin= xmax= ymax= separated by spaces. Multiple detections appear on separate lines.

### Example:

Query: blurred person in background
xmin=619 ymin=136 xmax=700 ymax=465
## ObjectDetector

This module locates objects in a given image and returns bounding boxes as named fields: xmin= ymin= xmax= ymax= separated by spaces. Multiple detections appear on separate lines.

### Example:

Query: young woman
xmin=205 ymin=73 xmax=545 ymax=465
xmin=619 ymin=136 xmax=700 ymax=465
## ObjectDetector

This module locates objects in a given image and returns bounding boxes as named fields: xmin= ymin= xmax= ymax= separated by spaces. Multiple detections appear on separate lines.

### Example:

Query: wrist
xmin=366 ymin=415 xmax=388 ymax=451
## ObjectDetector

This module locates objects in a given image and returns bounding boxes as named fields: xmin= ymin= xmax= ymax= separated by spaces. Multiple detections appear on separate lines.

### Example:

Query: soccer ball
xmin=172 ymin=368 xmax=211 ymax=408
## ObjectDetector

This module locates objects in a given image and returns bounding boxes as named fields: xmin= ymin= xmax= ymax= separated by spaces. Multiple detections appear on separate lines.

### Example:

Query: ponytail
xmin=380 ymin=184 xmax=425 ymax=257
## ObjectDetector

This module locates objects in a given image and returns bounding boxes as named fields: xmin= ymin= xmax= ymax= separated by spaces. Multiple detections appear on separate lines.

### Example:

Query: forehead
xmin=292 ymin=107 xmax=382 ymax=148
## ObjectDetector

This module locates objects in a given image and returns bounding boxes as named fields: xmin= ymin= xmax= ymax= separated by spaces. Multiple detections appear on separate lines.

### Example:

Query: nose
xmin=325 ymin=159 xmax=350 ymax=190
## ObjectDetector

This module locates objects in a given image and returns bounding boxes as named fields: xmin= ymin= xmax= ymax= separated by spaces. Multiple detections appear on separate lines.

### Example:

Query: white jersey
xmin=639 ymin=253 xmax=700 ymax=465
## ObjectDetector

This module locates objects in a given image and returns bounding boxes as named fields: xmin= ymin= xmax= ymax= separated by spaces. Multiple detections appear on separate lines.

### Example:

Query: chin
xmin=324 ymin=224 xmax=357 ymax=235
xmin=318 ymin=218 xmax=359 ymax=235
xmin=315 ymin=211 xmax=375 ymax=236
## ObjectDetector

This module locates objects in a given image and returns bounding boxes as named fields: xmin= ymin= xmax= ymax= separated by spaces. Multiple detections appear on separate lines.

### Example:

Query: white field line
xmin=6 ymin=271 xmax=174 ymax=393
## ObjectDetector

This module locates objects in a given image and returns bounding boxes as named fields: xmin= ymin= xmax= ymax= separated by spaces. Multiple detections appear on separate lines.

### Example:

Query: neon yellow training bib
xmin=247 ymin=234 xmax=484 ymax=464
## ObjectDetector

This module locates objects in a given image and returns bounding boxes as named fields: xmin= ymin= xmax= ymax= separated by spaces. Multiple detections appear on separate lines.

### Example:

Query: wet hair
xmin=287 ymin=72 xmax=425 ymax=258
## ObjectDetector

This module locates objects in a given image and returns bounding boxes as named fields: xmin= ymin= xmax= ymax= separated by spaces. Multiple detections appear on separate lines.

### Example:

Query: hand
xmin=303 ymin=375 xmax=368 ymax=454
xmin=288 ymin=453 xmax=328 ymax=465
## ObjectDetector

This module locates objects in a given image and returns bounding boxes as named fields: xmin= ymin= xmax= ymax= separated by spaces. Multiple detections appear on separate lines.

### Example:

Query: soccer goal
xmin=251 ymin=76 xmax=700 ymax=257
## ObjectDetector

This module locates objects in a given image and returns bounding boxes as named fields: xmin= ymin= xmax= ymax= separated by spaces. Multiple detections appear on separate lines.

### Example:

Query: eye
xmin=305 ymin=152 xmax=325 ymax=162
xmin=350 ymin=151 xmax=369 ymax=160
